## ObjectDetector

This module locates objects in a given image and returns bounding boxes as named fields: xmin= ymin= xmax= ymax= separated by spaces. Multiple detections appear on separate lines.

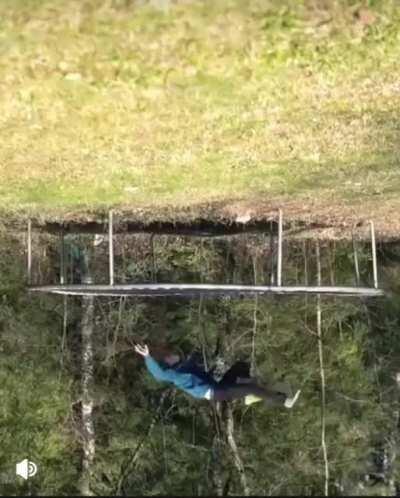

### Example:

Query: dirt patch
xmin=219 ymin=197 xmax=400 ymax=241
xmin=2 ymin=197 xmax=400 ymax=241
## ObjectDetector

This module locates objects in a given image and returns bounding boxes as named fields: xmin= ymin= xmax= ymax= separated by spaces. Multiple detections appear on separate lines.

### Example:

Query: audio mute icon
xmin=16 ymin=459 xmax=37 ymax=480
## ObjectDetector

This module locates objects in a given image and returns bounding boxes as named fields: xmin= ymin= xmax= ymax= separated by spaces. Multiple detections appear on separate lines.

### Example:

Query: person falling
xmin=134 ymin=344 xmax=301 ymax=408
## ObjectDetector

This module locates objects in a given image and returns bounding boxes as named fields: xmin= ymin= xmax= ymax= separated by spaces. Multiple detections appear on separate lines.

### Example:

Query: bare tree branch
xmin=116 ymin=391 xmax=169 ymax=495
xmin=225 ymin=404 xmax=250 ymax=496
xmin=316 ymin=241 xmax=330 ymax=497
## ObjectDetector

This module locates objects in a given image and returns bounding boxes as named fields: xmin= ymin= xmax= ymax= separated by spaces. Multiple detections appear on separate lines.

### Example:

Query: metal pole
xmin=269 ymin=221 xmax=275 ymax=285
xmin=60 ymin=231 xmax=65 ymax=285
xmin=352 ymin=232 xmax=360 ymax=286
xmin=69 ymin=239 xmax=74 ymax=284
xmin=316 ymin=240 xmax=321 ymax=287
xmin=303 ymin=240 xmax=308 ymax=285
xmin=370 ymin=221 xmax=378 ymax=289
xmin=27 ymin=219 xmax=32 ymax=285
xmin=28 ymin=283 xmax=386 ymax=298
xmin=109 ymin=210 xmax=114 ymax=286
xmin=277 ymin=209 xmax=283 ymax=286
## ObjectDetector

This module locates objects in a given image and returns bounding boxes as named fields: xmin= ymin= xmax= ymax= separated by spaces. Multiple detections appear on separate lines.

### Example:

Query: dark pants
xmin=212 ymin=362 xmax=287 ymax=407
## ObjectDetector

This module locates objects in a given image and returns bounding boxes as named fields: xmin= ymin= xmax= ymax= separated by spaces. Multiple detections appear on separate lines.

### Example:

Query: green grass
xmin=1 ymin=0 xmax=400 ymax=221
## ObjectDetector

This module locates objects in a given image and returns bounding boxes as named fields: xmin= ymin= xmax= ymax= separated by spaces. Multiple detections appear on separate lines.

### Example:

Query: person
xmin=134 ymin=344 xmax=301 ymax=408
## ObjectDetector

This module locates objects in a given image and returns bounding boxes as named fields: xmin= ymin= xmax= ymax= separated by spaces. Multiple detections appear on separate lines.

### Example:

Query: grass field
xmin=1 ymin=0 xmax=400 ymax=227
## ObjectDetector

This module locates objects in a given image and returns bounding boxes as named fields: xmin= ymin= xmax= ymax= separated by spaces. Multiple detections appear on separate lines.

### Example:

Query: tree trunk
xmin=80 ymin=274 xmax=95 ymax=495
xmin=225 ymin=404 xmax=250 ymax=496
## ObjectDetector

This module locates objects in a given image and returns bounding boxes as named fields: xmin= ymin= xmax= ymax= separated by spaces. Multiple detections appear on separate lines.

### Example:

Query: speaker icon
xmin=16 ymin=459 xmax=37 ymax=480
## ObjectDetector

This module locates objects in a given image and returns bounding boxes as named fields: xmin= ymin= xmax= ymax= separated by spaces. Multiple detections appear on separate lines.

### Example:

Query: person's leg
xmin=219 ymin=361 xmax=252 ymax=386
xmin=213 ymin=383 xmax=287 ymax=407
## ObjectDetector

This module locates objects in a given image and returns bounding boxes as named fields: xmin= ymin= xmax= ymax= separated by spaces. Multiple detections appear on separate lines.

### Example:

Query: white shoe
xmin=244 ymin=394 xmax=263 ymax=405
xmin=284 ymin=390 xmax=301 ymax=409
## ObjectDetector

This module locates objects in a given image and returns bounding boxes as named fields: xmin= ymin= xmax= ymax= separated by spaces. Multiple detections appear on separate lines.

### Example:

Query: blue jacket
xmin=144 ymin=355 xmax=217 ymax=399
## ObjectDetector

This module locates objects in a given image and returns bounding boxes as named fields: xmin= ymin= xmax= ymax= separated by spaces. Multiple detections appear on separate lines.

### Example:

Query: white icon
xmin=16 ymin=459 xmax=37 ymax=480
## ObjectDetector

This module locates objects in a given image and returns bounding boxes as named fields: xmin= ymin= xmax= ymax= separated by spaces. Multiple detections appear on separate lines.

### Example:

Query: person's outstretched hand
xmin=134 ymin=344 xmax=150 ymax=357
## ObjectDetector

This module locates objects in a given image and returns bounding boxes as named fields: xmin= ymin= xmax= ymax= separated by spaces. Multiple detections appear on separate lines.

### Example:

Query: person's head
xmin=149 ymin=343 xmax=181 ymax=366
xmin=163 ymin=353 xmax=181 ymax=366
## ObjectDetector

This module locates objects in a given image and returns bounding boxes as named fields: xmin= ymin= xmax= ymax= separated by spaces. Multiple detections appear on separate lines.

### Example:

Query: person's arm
xmin=134 ymin=344 xmax=178 ymax=383
xmin=144 ymin=355 xmax=178 ymax=382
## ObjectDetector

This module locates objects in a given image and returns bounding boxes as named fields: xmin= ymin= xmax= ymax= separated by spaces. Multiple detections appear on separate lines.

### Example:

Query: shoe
xmin=284 ymin=390 xmax=301 ymax=409
xmin=245 ymin=394 xmax=263 ymax=405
